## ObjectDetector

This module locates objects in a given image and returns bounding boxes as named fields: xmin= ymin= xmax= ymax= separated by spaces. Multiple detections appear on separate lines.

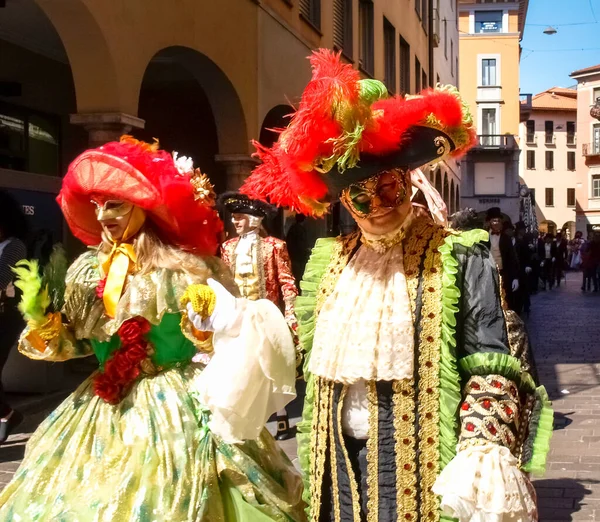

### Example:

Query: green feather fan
xmin=12 ymin=260 xmax=49 ymax=324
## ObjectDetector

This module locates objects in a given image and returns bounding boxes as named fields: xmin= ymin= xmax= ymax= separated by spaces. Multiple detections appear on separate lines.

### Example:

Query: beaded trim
xmin=459 ymin=375 xmax=520 ymax=453
xmin=309 ymin=377 xmax=331 ymax=521
xmin=366 ymin=381 xmax=379 ymax=522
xmin=394 ymin=220 xmax=433 ymax=520
xmin=328 ymin=382 xmax=341 ymax=522
xmin=416 ymin=226 xmax=446 ymax=521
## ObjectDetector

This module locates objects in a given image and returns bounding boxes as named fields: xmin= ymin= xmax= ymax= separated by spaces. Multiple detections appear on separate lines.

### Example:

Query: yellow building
xmin=457 ymin=0 xmax=530 ymax=222
xmin=0 ymin=0 xmax=440 ymax=242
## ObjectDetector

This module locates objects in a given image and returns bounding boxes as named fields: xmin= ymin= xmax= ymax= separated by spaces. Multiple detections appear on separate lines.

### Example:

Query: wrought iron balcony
xmin=475 ymin=134 xmax=517 ymax=149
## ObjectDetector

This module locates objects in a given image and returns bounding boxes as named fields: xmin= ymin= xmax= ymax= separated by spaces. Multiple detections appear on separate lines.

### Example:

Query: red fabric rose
xmin=123 ymin=343 xmax=149 ymax=364
xmin=94 ymin=374 xmax=121 ymax=404
xmin=118 ymin=318 xmax=150 ymax=344
xmin=95 ymin=278 xmax=107 ymax=299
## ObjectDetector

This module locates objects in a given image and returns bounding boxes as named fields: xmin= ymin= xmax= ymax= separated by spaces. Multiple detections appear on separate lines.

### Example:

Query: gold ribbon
xmin=100 ymin=206 xmax=146 ymax=318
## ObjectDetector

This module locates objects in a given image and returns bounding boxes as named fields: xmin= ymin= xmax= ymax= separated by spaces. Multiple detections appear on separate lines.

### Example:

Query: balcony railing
xmin=525 ymin=134 xmax=537 ymax=145
xmin=545 ymin=134 xmax=556 ymax=146
xmin=476 ymin=134 xmax=517 ymax=149
xmin=567 ymin=135 xmax=577 ymax=146
xmin=583 ymin=143 xmax=600 ymax=156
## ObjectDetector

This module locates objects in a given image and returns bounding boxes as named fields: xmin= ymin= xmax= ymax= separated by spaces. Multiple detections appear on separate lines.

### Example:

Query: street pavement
xmin=0 ymin=272 xmax=599 ymax=520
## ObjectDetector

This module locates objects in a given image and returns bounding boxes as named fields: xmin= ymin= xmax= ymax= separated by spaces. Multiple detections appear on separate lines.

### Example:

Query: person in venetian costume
xmin=219 ymin=192 xmax=299 ymax=440
xmin=241 ymin=50 xmax=553 ymax=522
xmin=0 ymin=137 xmax=305 ymax=521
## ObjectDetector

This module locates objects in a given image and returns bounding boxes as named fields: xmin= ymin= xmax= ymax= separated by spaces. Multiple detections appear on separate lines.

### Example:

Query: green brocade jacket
xmin=295 ymin=219 xmax=552 ymax=522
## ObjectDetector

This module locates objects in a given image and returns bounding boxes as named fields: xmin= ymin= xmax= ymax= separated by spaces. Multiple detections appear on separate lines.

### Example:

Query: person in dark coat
xmin=538 ymin=233 xmax=558 ymax=290
xmin=486 ymin=208 xmax=520 ymax=312
xmin=514 ymin=221 xmax=532 ymax=316
xmin=554 ymin=231 xmax=569 ymax=286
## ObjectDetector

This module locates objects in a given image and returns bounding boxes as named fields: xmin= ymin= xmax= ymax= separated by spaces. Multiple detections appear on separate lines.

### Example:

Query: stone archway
xmin=539 ymin=220 xmax=557 ymax=235
xmin=259 ymin=105 xmax=292 ymax=148
xmin=136 ymin=46 xmax=250 ymax=192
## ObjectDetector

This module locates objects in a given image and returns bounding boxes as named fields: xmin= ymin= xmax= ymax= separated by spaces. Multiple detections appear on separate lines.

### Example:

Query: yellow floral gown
xmin=0 ymin=251 xmax=305 ymax=521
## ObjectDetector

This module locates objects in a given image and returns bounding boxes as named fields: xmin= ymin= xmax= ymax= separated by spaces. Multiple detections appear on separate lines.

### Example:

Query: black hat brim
xmin=217 ymin=191 xmax=277 ymax=219
xmin=325 ymin=126 xmax=455 ymax=195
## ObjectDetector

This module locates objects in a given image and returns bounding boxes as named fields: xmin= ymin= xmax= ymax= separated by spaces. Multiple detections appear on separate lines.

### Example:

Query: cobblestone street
xmin=0 ymin=272 xmax=599 ymax=520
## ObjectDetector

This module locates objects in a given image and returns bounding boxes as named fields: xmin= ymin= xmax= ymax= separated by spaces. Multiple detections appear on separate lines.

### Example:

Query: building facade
xmin=457 ymin=0 xmax=529 ymax=222
xmin=570 ymin=65 xmax=600 ymax=236
xmin=518 ymin=88 xmax=578 ymax=237
xmin=429 ymin=0 xmax=461 ymax=215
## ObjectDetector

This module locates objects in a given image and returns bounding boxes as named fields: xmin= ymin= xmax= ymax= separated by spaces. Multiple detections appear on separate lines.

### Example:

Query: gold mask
xmin=92 ymin=199 xmax=134 ymax=221
xmin=341 ymin=169 xmax=408 ymax=218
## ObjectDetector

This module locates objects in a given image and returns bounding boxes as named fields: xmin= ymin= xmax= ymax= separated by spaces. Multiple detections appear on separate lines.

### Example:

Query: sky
xmin=520 ymin=0 xmax=600 ymax=95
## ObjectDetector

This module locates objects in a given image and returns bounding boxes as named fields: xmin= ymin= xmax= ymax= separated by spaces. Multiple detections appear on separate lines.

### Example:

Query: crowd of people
xmin=451 ymin=206 xmax=600 ymax=319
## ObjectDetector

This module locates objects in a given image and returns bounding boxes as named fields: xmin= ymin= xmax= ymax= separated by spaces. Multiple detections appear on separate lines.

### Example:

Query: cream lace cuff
xmin=433 ymin=443 xmax=538 ymax=522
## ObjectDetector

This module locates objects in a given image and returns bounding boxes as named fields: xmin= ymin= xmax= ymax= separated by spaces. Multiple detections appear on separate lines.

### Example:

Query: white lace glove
xmin=525 ymin=266 xmax=532 ymax=274
xmin=186 ymin=278 xmax=243 ymax=335
xmin=511 ymin=279 xmax=519 ymax=292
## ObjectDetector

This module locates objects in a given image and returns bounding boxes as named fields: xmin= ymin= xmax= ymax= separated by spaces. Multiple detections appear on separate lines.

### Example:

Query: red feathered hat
xmin=58 ymin=136 xmax=223 ymax=255
xmin=241 ymin=49 xmax=477 ymax=217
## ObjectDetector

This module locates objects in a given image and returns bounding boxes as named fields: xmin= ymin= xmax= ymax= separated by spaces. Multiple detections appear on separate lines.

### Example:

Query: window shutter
xmin=333 ymin=0 xmax=344 ymax=49
xmin=300 ymin=0 xmax=310 ymax=19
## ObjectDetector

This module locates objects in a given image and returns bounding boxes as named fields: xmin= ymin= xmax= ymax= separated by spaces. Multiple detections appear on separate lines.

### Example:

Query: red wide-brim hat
xmin=58 ymin=137 xmax=223 ymax=255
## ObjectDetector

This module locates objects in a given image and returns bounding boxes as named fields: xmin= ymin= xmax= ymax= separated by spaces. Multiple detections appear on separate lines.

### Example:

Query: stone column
xmin=70 ymin=113 xmax=145 ymax=148
xmin=215 ymin=154 xmax=258 ymax=191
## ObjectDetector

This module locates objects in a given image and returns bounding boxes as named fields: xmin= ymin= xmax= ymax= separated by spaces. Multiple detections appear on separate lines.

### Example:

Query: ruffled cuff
xmin=433 ymin=444 xmax=538 ymax=522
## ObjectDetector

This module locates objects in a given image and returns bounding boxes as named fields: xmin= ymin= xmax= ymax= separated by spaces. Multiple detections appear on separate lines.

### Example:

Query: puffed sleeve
xmin=274 ymin=240 xmax=299 ymax=330
xmin=433 ymin=241 xmax=548 ymax=522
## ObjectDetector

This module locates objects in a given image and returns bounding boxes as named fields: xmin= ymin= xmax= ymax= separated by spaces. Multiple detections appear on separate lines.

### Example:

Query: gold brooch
xmin=190 ymin=169 xmax=216 ymax=206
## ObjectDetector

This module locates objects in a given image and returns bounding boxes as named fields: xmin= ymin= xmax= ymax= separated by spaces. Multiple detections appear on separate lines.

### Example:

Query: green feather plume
xmin=42 ymin=244 xmax=68 ymax=313
xmin=12 ymin=260 xmax=50 ymax=324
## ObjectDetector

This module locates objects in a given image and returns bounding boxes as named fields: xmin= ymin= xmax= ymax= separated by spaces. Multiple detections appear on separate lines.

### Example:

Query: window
xmin=594 ymin=124 xmax=600 ymax=154
xmin=545 ymin=121 xmax=554 ymax=144
xmin=422 ymin=70 xmax=427 ymax=90
xmin=545 ymin=188 xmax=554 ymax=207
xmin=475 ymin=10 xmax=503 ymax=33
xmin=359 ymin=0 xmax=374 ymax=75
xmin=545 ymin=150 xmax=554 ymax=170
xmin=567 ymin=151 xmax=576 ymax=171
xmin=567 ymin=121 xmax=576 ymax=145
xmin=451 ymin=40 xmax=454 ymax=76
xmin=567 ymin=188 xmax=576 ymax=207
xmin=526 ymin=150 xmax=535 ymax=169
xmin=333 ymin=0 xmax=353 ymax=58
xmin=481 ymin=58 xmax=497 ymax=86
xmin=593 ymin=175 xmax=600 ymax=198
xmin=594 ymin=87 xmax=600 ymax=103
xmin=415 ymin=0 xmax=421 ymax=19
xmin=444 ymin=18 xmax=447 ymax=58
xmin=480 ymin=108 xmax=498 ymax=146
xmin=383 ymin=18 xmax=396 ymax=92
xmin=399 ymin=37 xmax=410 ymax=95
xmin=300 ymin=0 xmax=321 ymax=29
xmin=526 ymin=120 xmax=535 ymax=143
xmin=415 ymin=57 xmax=421 ymax=93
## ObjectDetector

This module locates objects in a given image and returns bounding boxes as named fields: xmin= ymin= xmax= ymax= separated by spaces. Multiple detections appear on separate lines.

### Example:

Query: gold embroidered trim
xmin=329 ymin=382 xmax=341 ymax=522
xmin=393 ymin=220 xmax=433 ymax=520
xmin=315 ymin=232 xmax=361 ymax=314
xmin=417 ymin=226 xmax=446 ymax=521
xmin=310 ymin=377 xmax=331 ymax=521
xmin=336 ymin=385 xmax=362 ymax=522
xmin=366 ymin=381 xmax=379 ymax=522
xmin=393 ymin=378 xmax=417 ymax=519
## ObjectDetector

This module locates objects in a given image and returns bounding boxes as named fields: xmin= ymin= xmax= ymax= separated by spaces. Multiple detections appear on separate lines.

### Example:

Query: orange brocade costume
xmin=221 ymin=235 xmax=298 ymax=329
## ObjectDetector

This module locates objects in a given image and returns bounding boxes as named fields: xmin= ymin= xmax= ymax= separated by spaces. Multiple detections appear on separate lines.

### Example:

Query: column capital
xmin=70 ymin=112 xmax=145 ymax=148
